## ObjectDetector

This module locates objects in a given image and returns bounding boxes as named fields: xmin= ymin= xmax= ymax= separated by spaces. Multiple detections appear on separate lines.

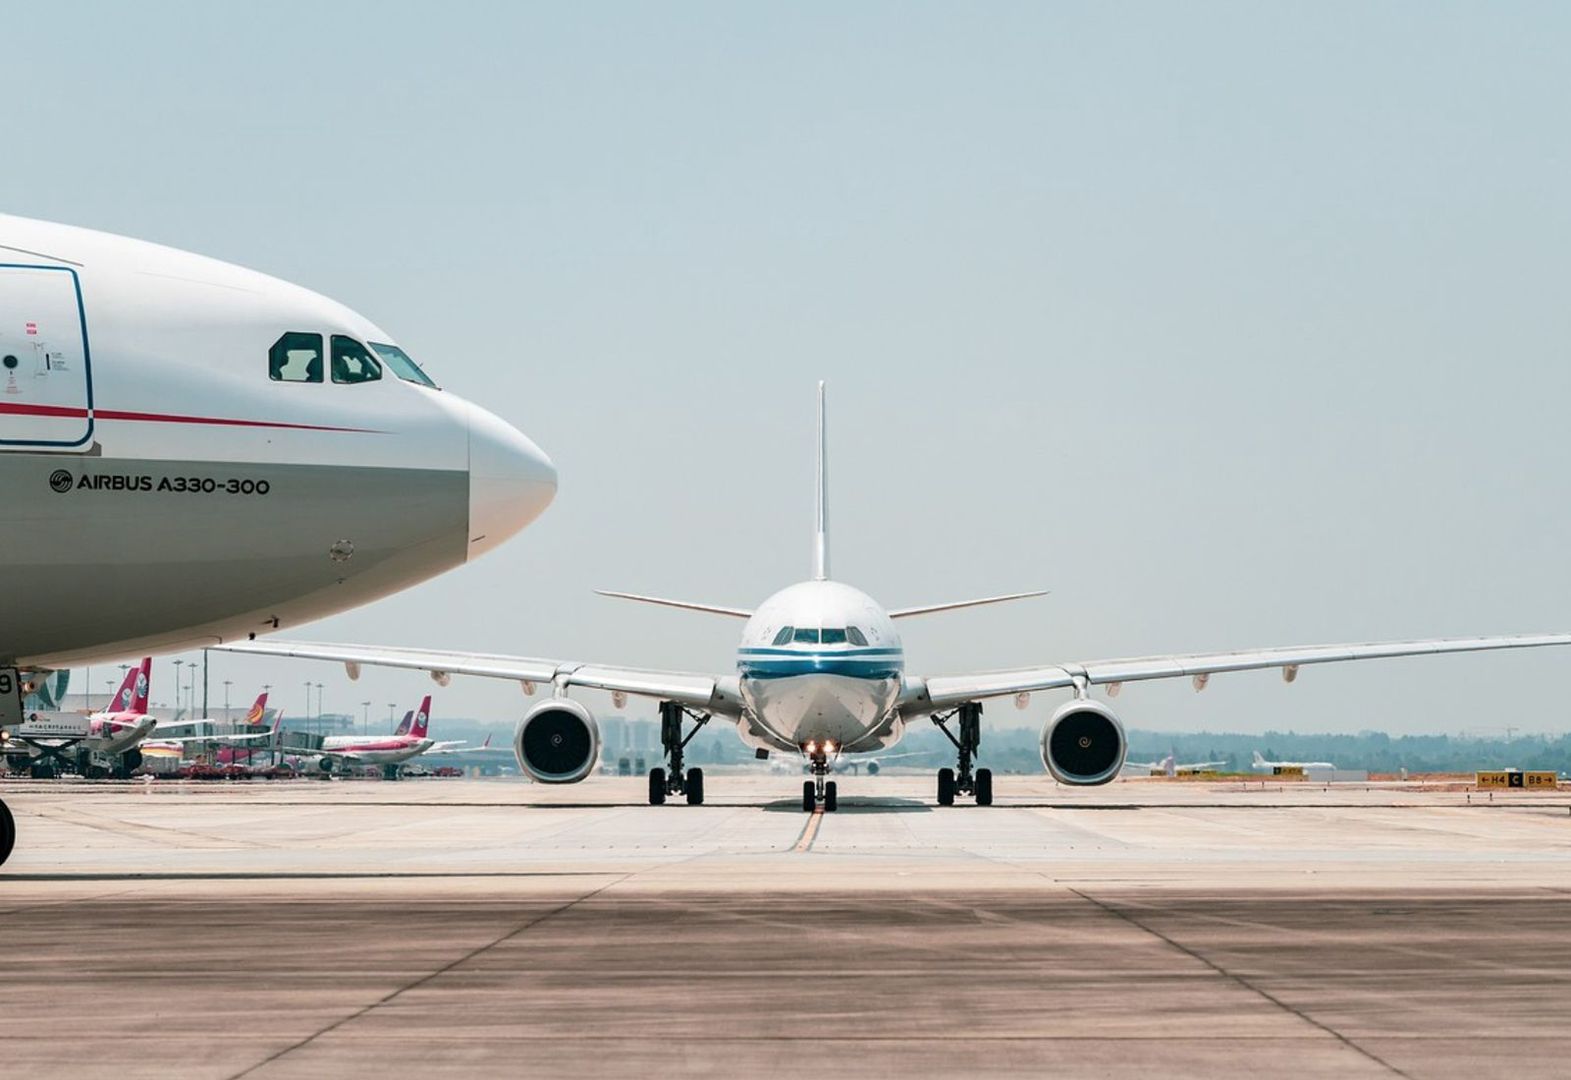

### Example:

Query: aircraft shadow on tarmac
xmin=760 ymin=796 xmax=933 ymax=814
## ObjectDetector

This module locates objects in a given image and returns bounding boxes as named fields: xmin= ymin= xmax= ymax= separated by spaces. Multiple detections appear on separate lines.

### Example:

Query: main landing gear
xmin=802 ymin=744 xmax=838 ymax=813
xmin=932 ymin=702 xmax=993 ymax=807
xmin=647 ymin=700 xmax=710 ymax=806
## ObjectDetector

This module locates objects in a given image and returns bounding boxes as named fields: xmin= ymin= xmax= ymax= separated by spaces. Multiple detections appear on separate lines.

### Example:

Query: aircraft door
xmin=0 ymin=265 xmax=94 ymax=449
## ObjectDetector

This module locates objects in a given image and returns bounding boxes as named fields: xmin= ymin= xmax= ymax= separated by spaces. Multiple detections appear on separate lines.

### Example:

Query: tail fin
xmin=481 ymin=733 xmax=492 ymax=749
xmin=107 ymin=664 xmax=139 ymax=713
xmin=393 ymin=710 xmax=414 ymax=736
xmin=410 ymin=696 xmax=432 ymax=738
xmin=242 ymin=692 xmax=269 ymax=727
xmin=1252 ymin=751 xmax=1266 ymax=767
xmin=813 ymin=380 xmax=829 ymax=581
xmin=127 ymin=657 xmax=152 ymax=714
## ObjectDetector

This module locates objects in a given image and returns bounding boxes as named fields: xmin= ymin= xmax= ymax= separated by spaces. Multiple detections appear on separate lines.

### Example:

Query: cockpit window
xmin=820 ymin=628 xmax=848 ymax=644
xmin=269 ymin=332 xmax=323 ymax=383
xmin=772 ymin=626 xmax=793 ymax=646
xmin=331 ymin=336 xmax=383 ymax=384
xmin=846 ymin=626 xmax=868 ymax=646
xmin=368 ymin=342 xmax=439 ymax=388
xmin=792 ymin=628 xmax=821 ymax=644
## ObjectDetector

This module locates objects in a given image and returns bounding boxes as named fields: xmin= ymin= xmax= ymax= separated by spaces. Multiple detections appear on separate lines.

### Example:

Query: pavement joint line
xmin=792 ymin=808 xmax=824 ymax=852
xmin=223 ymin=873 xmax=632 ymax=1080
xmin=1067 ymin=886 xmax=1414 ymax=1079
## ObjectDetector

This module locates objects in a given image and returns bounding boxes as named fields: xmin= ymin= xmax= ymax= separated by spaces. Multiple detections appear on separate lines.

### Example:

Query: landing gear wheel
xmin=685 ymin=767 xmax=705 ymax=805
xmin=0 ymin=799 xmax=12 ymax=868
xmin=802 ymin=780 xmax=816 ymax=813
xmin=937 ymin=767 xmax=956 ymax=806
xmin=648 ymin=767 xmax=667 ymax=805
xmin=975 ymin=768 xmax=993 ymax=806
xmin=823 ymin=780 xmax=838 ymax=813
xmin=30 ymin=763 xmax=54 ymax=780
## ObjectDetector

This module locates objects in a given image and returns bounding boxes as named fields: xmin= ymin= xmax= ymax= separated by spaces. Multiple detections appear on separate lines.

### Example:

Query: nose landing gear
xmin=802 ymin=746 xmax=838 ymax=812
xmin=932 ymin=702 xmax=993 ymax=806
xmin=647 ymin=700 xmax=710 ymax=806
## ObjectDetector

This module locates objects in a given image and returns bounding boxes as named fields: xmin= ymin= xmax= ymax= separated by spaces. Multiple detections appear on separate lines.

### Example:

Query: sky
xmin=6 ymin=2 xmax=1571 ymax=736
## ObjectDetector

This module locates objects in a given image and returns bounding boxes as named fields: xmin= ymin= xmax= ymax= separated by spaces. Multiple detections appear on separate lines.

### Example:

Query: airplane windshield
xmin=368 ymin=342 xmax=439 ymax=389
xmin=792 ymin=628 xmax=820 ymax=644
xmin=846 ymin=626 xmax=868 ymax=646
xmin=772 ymin=626 xmax=793 ymax=646
xmin=820 ymin=628 xmax=847 ymax=644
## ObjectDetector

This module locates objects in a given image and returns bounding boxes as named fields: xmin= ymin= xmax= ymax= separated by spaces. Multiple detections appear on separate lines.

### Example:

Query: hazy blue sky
xmin=8 ymin=3 xmax=1571 ymax=735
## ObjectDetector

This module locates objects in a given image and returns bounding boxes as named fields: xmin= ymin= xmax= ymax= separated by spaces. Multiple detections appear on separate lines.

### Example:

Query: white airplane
xmin=219 ymin=383 xmax=1571 ymax=813
xmin=286 ymin=695 xmax=461 ymax=776
xmin=0 ymin=213 xmax=557 ymax=863
xmin=1252 ymin=750 xmax=1335 ymax=773
xmin=1125 ymin=753 xmax=1228 ymax=777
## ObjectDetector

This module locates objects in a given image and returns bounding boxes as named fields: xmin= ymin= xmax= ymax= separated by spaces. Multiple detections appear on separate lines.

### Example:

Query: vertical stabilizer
xmin=394 ymin=710 xmax=414 ymax=736
xmin=813 ymin=381 xmax=829 ymax=581
xmin=411 ymin=696 xmax=432 ymax=739
xmin=243 ymin=692 xmax=269 ymax=727
xmin=128 ymin=657 xmax=152 ymax=714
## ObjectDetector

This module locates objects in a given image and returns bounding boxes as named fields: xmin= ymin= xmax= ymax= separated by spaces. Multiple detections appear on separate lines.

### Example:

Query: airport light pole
xmin=224 ymin=680 xmax=232 ymax=720
xmin=173 ymin=659 xmax=184 ymax=717
xmin=201 ymin=648 xmax=209 ymax=721
xmin=361 ymin=701 xmax=370 ymax=736
xmin=314 ymin=683 xmax=325 ymax=734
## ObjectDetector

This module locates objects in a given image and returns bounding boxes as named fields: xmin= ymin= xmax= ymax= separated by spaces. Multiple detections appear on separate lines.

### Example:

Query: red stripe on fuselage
xmin=0 ymin=401 xmax=382 ymax=434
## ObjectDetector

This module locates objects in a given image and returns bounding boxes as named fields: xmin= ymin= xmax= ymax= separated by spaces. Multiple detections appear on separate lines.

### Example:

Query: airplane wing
xmin=152 ymin=730 xmax=276 ymax=744
xmin=212 ymin=641 xmax=736 ymax=715
xmin=909 ymin=632 xmax=1571 ymax=714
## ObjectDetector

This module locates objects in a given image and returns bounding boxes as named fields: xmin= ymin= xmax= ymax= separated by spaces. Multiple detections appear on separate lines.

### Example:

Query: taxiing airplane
xmin=0 ymin=213 xmax=557 ymax=864
xmin=2 ymin=658 xmax=157 ymax=778
xmin=220 ymin=384 xmax=1571 ymax=814
xmin=1252 ymin=750 xmax=1335 ymax=773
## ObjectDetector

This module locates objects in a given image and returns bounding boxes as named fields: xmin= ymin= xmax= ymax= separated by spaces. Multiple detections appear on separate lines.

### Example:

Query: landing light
xmin=823 ymin=741 xmax=837 ymax=754
xmin=804 ymin=741 xmax=817 ymax=754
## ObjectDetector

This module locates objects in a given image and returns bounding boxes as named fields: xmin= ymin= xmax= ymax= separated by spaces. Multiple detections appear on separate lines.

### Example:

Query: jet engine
xmin=1040 ymin=699 xmax=1126 ymax=785
xmin=515 ymin=699 xmax=600 ymax=783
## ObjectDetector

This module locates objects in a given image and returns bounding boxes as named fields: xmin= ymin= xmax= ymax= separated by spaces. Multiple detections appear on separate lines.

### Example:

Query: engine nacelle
xmin=514 ymin=699 xmax=600 ymax=784
xmin=1040 ymin=699 xmax=1126 ymax=785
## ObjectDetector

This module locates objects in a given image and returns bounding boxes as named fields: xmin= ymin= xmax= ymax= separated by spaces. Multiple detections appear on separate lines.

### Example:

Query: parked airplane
xmin=0 ymin=213 xmax=557 ymax=863
xmin=220 ymin=383 xmax=1571 ymax=814
xmin=1125 ymin=753 xmax=1228 ymax=777
xmin=139 ymin=690 xmax=274 ymax=757
xmin=1252 ymin=750 xmax=1335 ymax=773
xmin=2 ymin=658 xmax=156 ymax=778
xmin=288 ymin=695 xmax=448 ymax=776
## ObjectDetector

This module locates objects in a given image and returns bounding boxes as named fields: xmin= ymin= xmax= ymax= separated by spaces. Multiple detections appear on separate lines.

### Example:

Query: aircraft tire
xmin=648 ymin=768 xmax=667 ymax=805
xmin=802 ymin=780 xmax=816 ymax=813
xmin=0 ymin=799 xmax=12 ymax=867
xmin=937 ymin=768 xmax=956 ymax=806
xmin=975 ymin=768 xmax=993 ymax=806
xmin=685 ymin=768 xmax=704 ymax=806
xmin=823 ymin=781 xmax=838 ymax=813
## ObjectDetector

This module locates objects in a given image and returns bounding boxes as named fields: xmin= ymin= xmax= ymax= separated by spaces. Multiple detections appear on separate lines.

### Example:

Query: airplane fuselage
xmin=735 ymin=580 xmax=907 ymax=755
xmin=0 ymin=214 xmax=556 ymax=669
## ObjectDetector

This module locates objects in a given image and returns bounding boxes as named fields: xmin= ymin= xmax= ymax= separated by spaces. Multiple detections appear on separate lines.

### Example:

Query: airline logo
xmin=242 ymin=693 xmax=269 ymax=726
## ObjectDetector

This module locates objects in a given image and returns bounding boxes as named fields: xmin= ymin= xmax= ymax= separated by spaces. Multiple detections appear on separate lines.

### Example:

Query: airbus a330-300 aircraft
xmin=221 ymin=384 xmax=1571 ymax=813
xmin=0 ymin=213 xmax=558 ymax=864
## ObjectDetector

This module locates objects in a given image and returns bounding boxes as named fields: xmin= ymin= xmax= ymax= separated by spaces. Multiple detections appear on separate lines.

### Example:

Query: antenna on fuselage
xmin=813 ymin=380 xmax=829 ymax=581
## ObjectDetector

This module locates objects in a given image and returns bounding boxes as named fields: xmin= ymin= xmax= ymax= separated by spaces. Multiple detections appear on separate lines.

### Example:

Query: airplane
xmin=0 ymin=213 xmax=557 ymax=862
xmin=286 ymin=695 xmax=444 ymax=777
xmin=1252 ymin=750 xmax=1335 ymax=774
xmin=2 ymin=658 xmax=157 ymax=778
xmin=1125 ymin=753 xmax=1229 ymax=777
xmin=218 ymin=382 xmax=1571 ymax=814
xmin=139 ymin=691 xmax=275 ymax=757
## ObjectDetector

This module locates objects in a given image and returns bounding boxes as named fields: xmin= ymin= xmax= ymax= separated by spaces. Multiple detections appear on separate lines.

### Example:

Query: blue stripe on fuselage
xmin=737 ymin=648 xmax=905 ymax=680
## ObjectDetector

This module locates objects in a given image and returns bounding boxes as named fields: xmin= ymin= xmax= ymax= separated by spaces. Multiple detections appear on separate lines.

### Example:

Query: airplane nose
xmin=467 ymin=402 xmax=558 ymax=561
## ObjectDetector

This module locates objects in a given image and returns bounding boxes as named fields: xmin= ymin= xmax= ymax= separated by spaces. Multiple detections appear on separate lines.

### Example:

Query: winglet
xmin=813 ymin=380 xmax=829 ymax=581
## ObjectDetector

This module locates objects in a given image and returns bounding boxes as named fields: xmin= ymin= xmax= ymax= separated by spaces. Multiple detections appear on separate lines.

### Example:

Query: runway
xmin=3 ymin=774 xmax=1570 ymax=1078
